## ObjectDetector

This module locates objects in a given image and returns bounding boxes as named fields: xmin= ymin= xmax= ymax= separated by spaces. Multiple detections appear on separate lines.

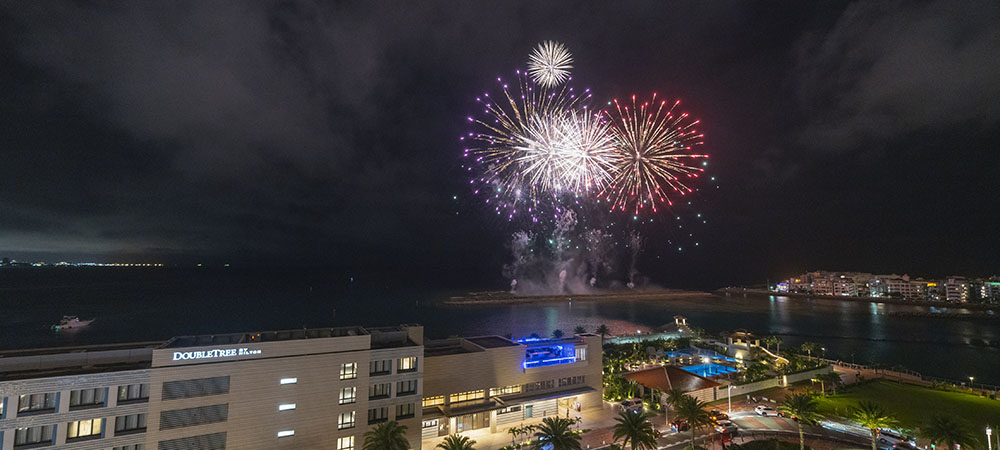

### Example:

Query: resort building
xmin=623 ymin=366 xmax=720 ymax=403
xmin=0 ymin=325 xmax=424 ymax=450
xmin=420 ymin=333 xmax=603 ymax=449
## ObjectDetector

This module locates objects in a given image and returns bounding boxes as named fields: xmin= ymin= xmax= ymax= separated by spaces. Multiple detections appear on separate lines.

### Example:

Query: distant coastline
xmin=441 ymin=289 xmax=711 ymax=306
xmin=718 ymin=287 xmax=999 ymax=312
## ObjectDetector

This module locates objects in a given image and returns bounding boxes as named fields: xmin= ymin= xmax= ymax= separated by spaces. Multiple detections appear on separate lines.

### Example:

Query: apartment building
xmin=420 ymin=333 xmax=603 ymax=448
xmin=0 ymin=325 xmax=424 ymax=450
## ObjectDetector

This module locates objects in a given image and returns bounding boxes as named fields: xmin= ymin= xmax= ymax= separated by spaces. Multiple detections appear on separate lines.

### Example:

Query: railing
xmin=819 ymin=357 xmax=1000 ymax=392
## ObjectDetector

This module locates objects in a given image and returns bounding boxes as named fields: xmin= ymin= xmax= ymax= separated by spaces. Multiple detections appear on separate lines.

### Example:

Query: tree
xmin=778 ymin=394 xmax=823 ymax=450
xmin=508 ymin=426 xmax=520 ymax=447
xmin=363 ymin=421 xmax=409 ymax=450
xmin=596 ymin=324 xmax=610 ymax=339
xmin=850 ymin=401 xmax=898 ymax=450
xmin=800 ymin=342 xmax=821 ymax=358
xmin=673 ymin=395 xmax=712 ymax=448
xmin=437 ymin=434 xmax=477 ymax=450
xmin=533 ymin=417 xmax=583 ymax=450
xmin=552 ymin=329 xmax=565 ymax=339
xmin=662 ymin=388 xmax=688 ymax=426
xmin=613 ymin=410 xmax=658 ymax=450
xmin=574 ymin=325 xmax=587 ymax=335
xmin=920 ymin=415 xmax=977 ymax=450
xmin=816 ymin=372 xmax=842 ymax=395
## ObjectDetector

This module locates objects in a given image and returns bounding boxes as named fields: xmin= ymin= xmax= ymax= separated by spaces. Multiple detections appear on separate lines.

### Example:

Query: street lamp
xmin=970 ymin=376 xmax=975 ymax=389
xmin=728 ymin=385 xmax=734 ymax=414
xmin=986 ymin=426 xmax=992 ymax=450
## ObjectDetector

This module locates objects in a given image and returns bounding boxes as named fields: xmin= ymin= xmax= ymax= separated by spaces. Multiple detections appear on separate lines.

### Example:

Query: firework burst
xmin=527 ymin=41 xmax=574 ymax=88
xmin=601 ymin=93 xmax=708 ymax=214
xmin=461 ymin=71 xmax=595 ymax=221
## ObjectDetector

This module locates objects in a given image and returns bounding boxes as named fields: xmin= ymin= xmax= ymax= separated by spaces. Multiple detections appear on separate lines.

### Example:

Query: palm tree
xmin=800 ymin=342 xmax=821 ymax=358
xmin=574 ymin=325 xmax=587 ymax=335
xmin=920 ymin=415 xmax=977 ymax=450
xmin=533 ymin=417 xmax=583 ymax=450
xmin=850 ymin=401 xmax=898 ymax=450
xmin=778 ymin=394 xmax=823 ymax=450
xmin=437 ymin=434 xmax=477 ymax=450
xmin=662 ymin=387 xmax=688 ymax=427
xmin=363 ymin=421 xmax=409 ymax=450
xmin=507 ymin=425 xmax=521 ymax=447
xmin=673 ymin=395 xmax=712 ymax=448
xmin=596 ymin=324 xmax=610 ymax=340
xmin=552 ymin=329 xmax=565 ymax=339
xmin=613 ymin=410 xmax=658 ymax=449
xmin=816 ymin=371 xmax=841 ymax=395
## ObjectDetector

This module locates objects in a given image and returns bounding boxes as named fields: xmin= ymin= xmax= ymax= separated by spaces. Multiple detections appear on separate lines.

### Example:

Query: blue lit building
xmin=421 ymin=333 xmax=603 ymax=447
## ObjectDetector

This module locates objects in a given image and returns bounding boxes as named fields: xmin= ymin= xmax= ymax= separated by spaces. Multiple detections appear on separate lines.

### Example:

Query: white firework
xmin=527 ymin=41 xmax=573 ymax=88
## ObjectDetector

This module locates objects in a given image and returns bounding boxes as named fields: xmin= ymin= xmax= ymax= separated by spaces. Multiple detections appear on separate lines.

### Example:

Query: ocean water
xmin=1 ymin=268 xmax=998 ymax=385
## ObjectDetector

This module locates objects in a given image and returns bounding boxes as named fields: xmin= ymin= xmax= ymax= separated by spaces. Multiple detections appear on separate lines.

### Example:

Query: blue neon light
xmin=523 ymin=356 xmax=576 ymax=369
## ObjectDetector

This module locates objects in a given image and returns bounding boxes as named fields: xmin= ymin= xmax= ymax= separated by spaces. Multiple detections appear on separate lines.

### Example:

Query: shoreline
xmin=717 ymin=287 xmax=999 ymax=311
xmin=440 ymin=289 xmax=712 ymax=306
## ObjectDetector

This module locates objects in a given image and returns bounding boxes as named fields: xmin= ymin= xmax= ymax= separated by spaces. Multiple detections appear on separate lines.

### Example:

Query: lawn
xmin=814 ymin=380 xmax=1000 ymax=432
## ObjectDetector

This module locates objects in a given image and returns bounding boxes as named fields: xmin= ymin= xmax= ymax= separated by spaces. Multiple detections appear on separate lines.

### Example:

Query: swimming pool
xmin=681 ymin=363 xmax=739 ymax=377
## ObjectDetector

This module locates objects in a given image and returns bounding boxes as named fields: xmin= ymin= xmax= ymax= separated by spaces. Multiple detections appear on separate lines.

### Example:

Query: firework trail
xmin=583 ymin=228 xmax=613 ymax=287
xmin=462 ymin=71 xmax=595 ymax=221
xmin=551 ymin=210 xmax=577 ymax=292
xmin=503 ymin=231 xmax=535 ymax=292
xmin=627 ymin=230 xmax=645 ymax=289
xmin=527 ymin=41 xmax=573 ymax=88
xmin=602 ymin=94 xmax=709 ymax=214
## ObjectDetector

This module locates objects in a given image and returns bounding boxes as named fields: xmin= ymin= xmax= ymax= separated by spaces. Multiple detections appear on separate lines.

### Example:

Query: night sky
xmin=1 ymin=1 xmax=998 ymax=289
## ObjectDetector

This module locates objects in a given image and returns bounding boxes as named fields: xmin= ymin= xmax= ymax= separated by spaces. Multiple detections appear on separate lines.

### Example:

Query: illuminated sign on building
xmin=172 ymin=347 xmax=262 ymax=361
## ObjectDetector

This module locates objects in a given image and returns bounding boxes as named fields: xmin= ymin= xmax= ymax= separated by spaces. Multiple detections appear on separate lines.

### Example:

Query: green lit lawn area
xmin=815 ymin=380 xmax=1000 ymax=431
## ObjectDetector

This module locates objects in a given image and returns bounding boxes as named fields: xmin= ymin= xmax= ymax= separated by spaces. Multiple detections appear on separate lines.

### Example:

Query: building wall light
xmin=280 ymin=378 xmax=298 ymax=385
xmin=278 ymin=430 xmax=295 ymax=437
xmin=279 ymin=403 xmax=296 ymax=411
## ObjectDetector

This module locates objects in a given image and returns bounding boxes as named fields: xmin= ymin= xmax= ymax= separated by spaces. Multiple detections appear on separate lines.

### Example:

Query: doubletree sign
xmin=172 ymin=348 xmax=262 ymax=361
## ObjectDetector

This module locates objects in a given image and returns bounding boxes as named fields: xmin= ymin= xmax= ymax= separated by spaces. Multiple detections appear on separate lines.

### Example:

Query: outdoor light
xmin=986 ymin=426 xmax=992 ymax=450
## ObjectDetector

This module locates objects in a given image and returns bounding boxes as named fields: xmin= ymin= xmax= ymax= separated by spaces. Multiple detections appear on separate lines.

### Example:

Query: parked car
xmin=619 ymin=398 xmax=644 ymax=413
xmin=714 ymin=420 xmax=738 ymax=434
xmin=754 ymin=405 xmax=781 ymax=417
xmin=671 ymin=419 xmax=690 ymax=432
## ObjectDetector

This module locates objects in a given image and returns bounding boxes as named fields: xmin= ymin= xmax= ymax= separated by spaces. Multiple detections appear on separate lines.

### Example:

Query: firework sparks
xmin=461 ymin=71 xmax=595 ymax=220
xmin=527 ymin=41 xmax=574 ymax=88
xmin=601 ymin=94 xmax=708 ymax=214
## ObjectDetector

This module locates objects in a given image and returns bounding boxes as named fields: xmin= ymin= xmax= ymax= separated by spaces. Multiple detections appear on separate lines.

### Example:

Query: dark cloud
xmin=0 ymin=1 xmax=998 ymax=286
xmin=793 ymin=0 xmax=1000 ymax=152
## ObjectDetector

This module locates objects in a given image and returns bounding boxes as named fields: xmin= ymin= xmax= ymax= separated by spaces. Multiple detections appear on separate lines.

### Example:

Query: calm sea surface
xmin=1 ymin=268 xmax=997 ymax=385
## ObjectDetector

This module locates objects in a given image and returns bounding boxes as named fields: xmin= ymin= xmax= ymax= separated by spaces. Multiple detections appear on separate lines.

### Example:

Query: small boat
xmin=51 ymin=316 xmax=95 ymax=331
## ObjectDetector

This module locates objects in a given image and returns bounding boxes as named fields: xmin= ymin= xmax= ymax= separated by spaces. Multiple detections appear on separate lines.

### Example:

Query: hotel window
xmin=558 ymin=376 xmax=585 ymax=387
xmin=14 ymin=425 xmax=54 ymax=447
xmin=422 ymin=395 xmax=444 ymax=408
xmin=118 ymin=383 xmax=150 ymax=403
xmin=498 ymin=405 xmax=522 ymax=414
xmin=396 ymin=380 xmax=417 ymax=396
xmin=398 ymin=356 xmax=418 ymax=372
xmin=1 ymin=397 xmax=5 ymax=419
xmin=489 ymin=385 xmax=522 ymax=396
xmin=369 ymin=382 xmax=391 ymax=400
xmin=369 ymin=359 xmax=392 ymax=375
xmin=448 ymin=390 xmax=484 ymax=404
xmin=522 ymin=380 xmax=554 ymax=393
xmin=337 ymin=436 xmax=355 ymax=450
xmin=70 ymin=387 xmax=107 ymax=409
xmin=113 ymin=445 xmax=146 ymax=450
xmin=340 ymin=386 xmax=357 ymax=405
xmin=67 ymin=418 xmax=104 ymax=441
xmin=17 ymin=392 xmax=56 ymax=415
xmin=114 ymin=413 xmax=148 ymax=434
xmin=395 ymin=403 xmax=415 ymax=419
xmin=340 ymin=362 xmax=358 ymax=380
xmin=575 ymin=346 xmax=587 ymax=361
xmin=338 ymin=411 xmax=356 ymax=430
xmin=368 ymin=406 xmax=389 ymax=424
